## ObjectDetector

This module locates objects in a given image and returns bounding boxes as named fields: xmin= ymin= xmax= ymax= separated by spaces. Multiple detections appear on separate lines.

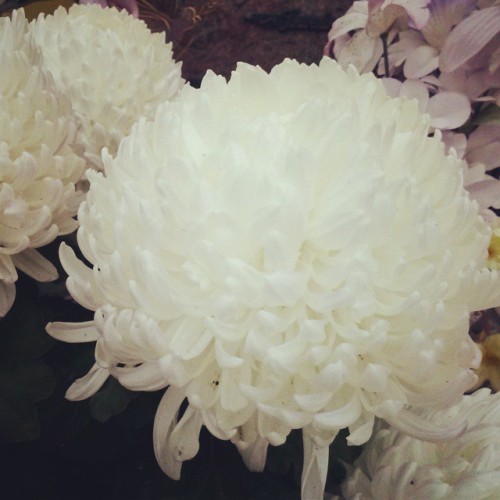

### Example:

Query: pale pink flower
xmin=381 ymin=77 xmax=471 ymax=129
xmin=459 ymin=125 xmax=500 ymax=216
xmin=436 ymin=127 xmax=500 ymax=217
xmin=325 ymin=0 xmax=431 ymax=74
xmin=438 ymin=6 xmax=500 ymax=103
xmin=386 ymin=0 xmax=477 ymax=79
xmin=466 ymin=125 xmax=500 ymax=170
xmin=324 ymin=2 xmax=384 ymax=73
xmin=366 ymin=0 xmax=430 ymax=37
xmin=440 ymin=5 xmax=500 ymax=74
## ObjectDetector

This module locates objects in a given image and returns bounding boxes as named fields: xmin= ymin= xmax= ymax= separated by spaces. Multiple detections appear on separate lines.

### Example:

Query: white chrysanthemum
xmin=0 ymin=10 xmax=85 ymax=317
xmin=342 ymin=388 xmax=500 ymax=499
xmin=32 ymin=4 xmax=184 ymax=171
xmin=47 ymin=58 xmax=500 ymax=499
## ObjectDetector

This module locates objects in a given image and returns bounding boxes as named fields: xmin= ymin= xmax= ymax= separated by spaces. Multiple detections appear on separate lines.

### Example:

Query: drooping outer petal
xmin=153 ymin=386 xmax=187 ymax=480
xmin=301 ymin=431 xmax=332 ymax=500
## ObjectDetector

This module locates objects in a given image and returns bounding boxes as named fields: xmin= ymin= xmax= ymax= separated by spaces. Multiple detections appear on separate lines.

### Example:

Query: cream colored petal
xmin=46 ymin=321 xmax=99 ymax=343
xmin=238 ymin=436 xmax=269 ymax=472
xmin=381 ymin=406 xmax=467 ymax=442
xmin=66 ymin=362 xmax=110 ymax=400
xmin=301 ymin=431 xmax=331 ymax=500
xmin=0 ymin=280 xmax=16 ymax=317
xmin=12 ymin=248 xmax=58 ymax=282
xmin=153 ymin=386 xmax=186 ymax=480
xmin=115 ymin=362 xmax=167 ymax=391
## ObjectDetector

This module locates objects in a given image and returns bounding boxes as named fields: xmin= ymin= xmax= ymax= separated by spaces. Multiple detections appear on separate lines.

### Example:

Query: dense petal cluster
xmin=48 ymin=58 xmax=500 ymax=498
xmin=325 ymin=0 xmax=500 ymax=218
xmin=0 ymin=10 xmax=85 ymax=317
xmin=32 ymin=4 xmax=184 ymax=171
xmin=342 ymin=388 xmax=500 ymax=499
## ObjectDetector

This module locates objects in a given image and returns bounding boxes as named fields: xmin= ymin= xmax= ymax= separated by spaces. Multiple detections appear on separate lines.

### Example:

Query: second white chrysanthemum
xmin=342 ymin=388 xmax=500 ymax=499
xmin=48 ymin=58 xmax=500 ymax=499
xmin=32 ymin=4 xmax=184 ymax=171
xmin=0 ymin=10 xmax=85 ymax=317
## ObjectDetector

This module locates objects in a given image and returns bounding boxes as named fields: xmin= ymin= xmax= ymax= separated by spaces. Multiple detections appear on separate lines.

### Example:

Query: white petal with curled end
xmin=66 ymin=363 xmax=110 ymax=401
xmin=46 ymin=321 xmax=99 ymax=343
xmin=114 ymin=363 xmax=167 ymax=392
xmin=153 ymin=386 xmax=186 ymax=480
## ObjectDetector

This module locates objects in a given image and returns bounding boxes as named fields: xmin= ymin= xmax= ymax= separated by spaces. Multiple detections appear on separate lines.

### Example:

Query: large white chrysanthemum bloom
xmin=32 ymin=4 xmax=184 ymax=171
xmin=0 ymin=10 xmax=85 ymax=317
xmin=342 ymin=388 xmax=500 ymax=499
xmin=47 ymin=58 xmax=500 ymax=499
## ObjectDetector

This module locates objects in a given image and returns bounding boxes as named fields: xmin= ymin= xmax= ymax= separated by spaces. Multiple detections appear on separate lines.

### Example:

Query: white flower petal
xmin=313 ymin=397 xmax=363 ymax=430
xmin=381 ymin=406 xmax=467 ymax=443
xmin=66 ymin=362 xmax=110 ymax=401
xmin=301 ymin=431 xmax=331 ymax=500
xmin=167 ymin=406 xmax=203 ymax=465
xmin=11 ymin=248 xmax=58 ymax=282
xmin=238 ymin=436 xmax=269 ymax=472
xmin=46 ymin=321 xmax=99 ymax=343
xmin=114 ymin=362 xmax=167 ymax=391
xmin=0 ymin=280 xmax=15 ymax=318
xmin=153 ymin=386 xmax=187 ymax=480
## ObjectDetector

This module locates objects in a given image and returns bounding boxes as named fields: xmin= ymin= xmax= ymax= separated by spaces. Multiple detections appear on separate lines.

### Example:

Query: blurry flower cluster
xmin=342 ymin=388 xmax=500 ymax=499
xmin=326 ymin=0 xmax=500 ymax=221
xmin=0 ymin=10 xmax=84 ymax=316
xmin=0 ymin=5 xmax=183 ymax=317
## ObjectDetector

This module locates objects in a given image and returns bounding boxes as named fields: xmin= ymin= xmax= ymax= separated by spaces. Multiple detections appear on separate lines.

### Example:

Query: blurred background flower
xmin=0 ymin=9 xmax=84 ymax=317
xmin=32 ymin=4 xmax=184 ymax=173
xmin=341 ymin=389 xmax=500 ymax=499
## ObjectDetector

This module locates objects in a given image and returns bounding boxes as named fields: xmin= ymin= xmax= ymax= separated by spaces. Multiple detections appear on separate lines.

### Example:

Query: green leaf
xmin=473 ymin=104 xmax=500 ymax=125
xmin=89 ymin=377 xmax=138 ymax=423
